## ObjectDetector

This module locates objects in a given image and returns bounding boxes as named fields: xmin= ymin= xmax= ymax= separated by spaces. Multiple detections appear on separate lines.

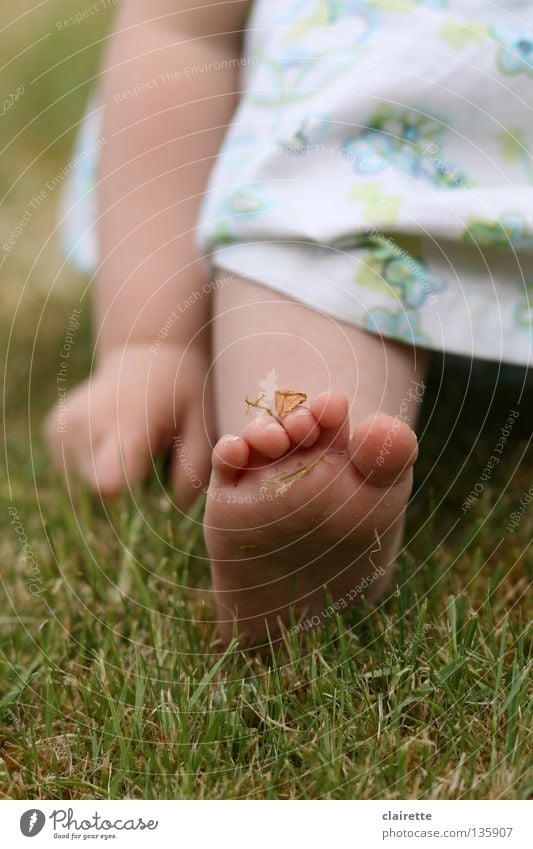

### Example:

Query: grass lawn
xmin=1 ymin=2 xmax=531 ymax=800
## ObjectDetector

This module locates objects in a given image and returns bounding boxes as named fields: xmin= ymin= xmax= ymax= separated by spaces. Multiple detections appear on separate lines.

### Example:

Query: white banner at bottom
xmin=1 ymin=800 xmax=529 ymax=848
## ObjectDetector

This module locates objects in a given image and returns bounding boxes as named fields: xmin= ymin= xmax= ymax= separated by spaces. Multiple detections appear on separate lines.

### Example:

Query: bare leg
xmin=204 ymin=273 xmax=428 ymax=648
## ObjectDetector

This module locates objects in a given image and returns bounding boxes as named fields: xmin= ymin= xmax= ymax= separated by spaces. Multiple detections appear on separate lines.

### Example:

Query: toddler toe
xmin=212 ymin=435 xmax=250 ymax=485
xmin=310 ymin=391 xmax=350 ymax=449
xmin=279 ymin=406 xmax=320 ymax=448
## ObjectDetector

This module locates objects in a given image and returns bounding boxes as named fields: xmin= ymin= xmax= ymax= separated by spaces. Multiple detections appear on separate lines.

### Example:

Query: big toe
xmin=211 ymin=434 xmax=250 ymax=486
xmin=88 ymin=432 xmax=151 ymax=497
xmin=349 ymin=413 xmax=418 ymax=486
xmin=242 ymin=415 xmax=291 ymax=459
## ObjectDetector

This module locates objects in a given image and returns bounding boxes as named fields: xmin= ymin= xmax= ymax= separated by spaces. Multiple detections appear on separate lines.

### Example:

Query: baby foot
xmin=45 ymin=344 xmax=212 ymax=503
xmin=203 ymin=392 xmax=418 ymax=648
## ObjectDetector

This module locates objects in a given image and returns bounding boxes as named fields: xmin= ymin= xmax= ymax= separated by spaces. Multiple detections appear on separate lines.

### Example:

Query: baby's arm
xmin=96 ymin=0 xmax=249 ymax=354
xmin=46 ymin=0 xmax=249 ymax=500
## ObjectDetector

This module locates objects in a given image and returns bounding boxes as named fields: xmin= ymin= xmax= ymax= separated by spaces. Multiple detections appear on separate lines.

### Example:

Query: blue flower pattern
xmin=381 ymin=254 xmax=446 ymax=308
xmin=60 ymin=0 xmax=533 ymax=365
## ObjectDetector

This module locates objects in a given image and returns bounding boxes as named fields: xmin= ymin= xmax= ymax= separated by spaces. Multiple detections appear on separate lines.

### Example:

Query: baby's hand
xmin=44 ymin=344 xmax=212 ymax=502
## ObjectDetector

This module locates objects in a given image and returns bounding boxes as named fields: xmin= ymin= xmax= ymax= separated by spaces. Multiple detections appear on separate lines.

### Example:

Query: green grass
xmin=1 ymin=2 xmax=532 ymax=800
